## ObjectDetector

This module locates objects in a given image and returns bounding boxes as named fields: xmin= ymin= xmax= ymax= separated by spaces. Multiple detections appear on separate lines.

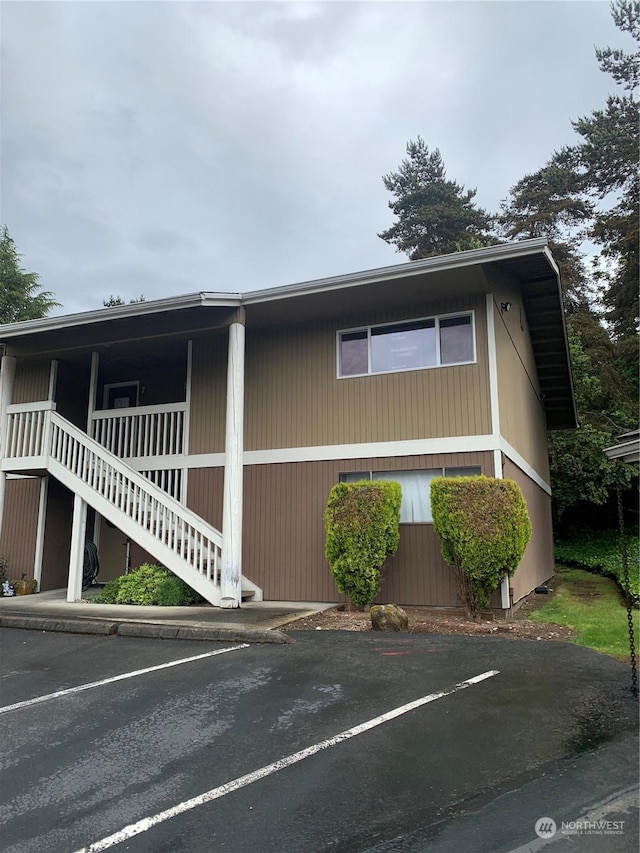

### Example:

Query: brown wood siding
xmin=186 ymin=467 xmax=224 ymax=530
xmin=97 ymin=519 xmax=172 ymax=581
xmin=0 ymin=477 xmax=40 ymax=581
xmin=188 ymin=452 xmax=492 ymax=604
xmin=493 ymin=294 xmax=550 ymax=480
xmin=244 ymin=295 xmax=491 ymax=451
xmin=129 ymin=542 xmax=157 ymax=572
xmin=380 ymin=525 xmax=459 ymax=606
xmin=503 ymin=458 xmax=555 ymax=604
xmin=97 ymin=518 xmax=129 ymax=581
xmin=13 ymin=359 xmax=50 ymax=404
xmin=189 ymin=335 xmax=228 ymax=455
xmin=40 ymin=478 xmax=73 ymax=591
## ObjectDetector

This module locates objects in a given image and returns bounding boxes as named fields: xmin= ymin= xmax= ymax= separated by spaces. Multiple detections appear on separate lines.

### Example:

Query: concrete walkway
xmin=0 ymin=588 xmax=334 ymax=644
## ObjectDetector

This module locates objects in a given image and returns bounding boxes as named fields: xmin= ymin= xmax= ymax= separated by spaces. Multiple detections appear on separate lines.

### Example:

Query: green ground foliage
xmin=554 ymin=529 xmax=639 ymax=605
xmin=531 ymin=565 xmax=639 ymax=662
xmin=92 ymin=563 xmax=203 ymax=606
xmin=431 ymin=476 xmax=531 ymax=619
xmin=325 ymin=480 xmax=402 ymax=607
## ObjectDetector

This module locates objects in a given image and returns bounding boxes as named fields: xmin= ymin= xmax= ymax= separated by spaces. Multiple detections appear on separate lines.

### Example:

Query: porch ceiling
xmin=1 ymin=304 xmax=237 ymax=359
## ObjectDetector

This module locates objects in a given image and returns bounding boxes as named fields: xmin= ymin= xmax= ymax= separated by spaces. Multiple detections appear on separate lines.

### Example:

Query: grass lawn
xmin=531 ymin=564 xmax=640 ymax=662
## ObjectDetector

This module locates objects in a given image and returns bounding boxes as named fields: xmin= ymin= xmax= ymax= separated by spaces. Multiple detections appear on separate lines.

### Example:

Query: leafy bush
xmin=92 ymin=564 xmax=203 ymax=606
xmin=155 ymin=574 xmax=204 ymax=606
xmin=554 ymin=529 xmax=639 ymax=605
xmin=431 ymin=476 xmax=532 ymax=619
xmin=325 ymin=480 xmax=402 ymax=607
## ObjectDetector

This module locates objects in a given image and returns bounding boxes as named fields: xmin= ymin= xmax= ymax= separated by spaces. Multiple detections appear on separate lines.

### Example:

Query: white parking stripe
xmin=0 ymin=644 xmax=249 ymax=715
xmin=72 ymin=669 xmax=499 ymax=853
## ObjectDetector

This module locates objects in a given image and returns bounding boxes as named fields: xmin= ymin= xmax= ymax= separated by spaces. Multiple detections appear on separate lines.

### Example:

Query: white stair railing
xmin=4 ymin=401 xmax=51 ymax=461
xmin=3 ymin=404 xmax=226 ymax=604
xmin=90 ymin=402 xmax=186 ymax=459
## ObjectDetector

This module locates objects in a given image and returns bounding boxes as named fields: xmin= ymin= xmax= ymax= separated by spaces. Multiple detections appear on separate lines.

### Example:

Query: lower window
xmin=339 ymin=466 xmax=481 ymax=523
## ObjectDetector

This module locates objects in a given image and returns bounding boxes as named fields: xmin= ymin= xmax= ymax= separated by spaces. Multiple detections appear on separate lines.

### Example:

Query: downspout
xmin=485 ymin=294 xmax=511 ymax=612
xmin=221 ymin=308 xmax=246 ymax=607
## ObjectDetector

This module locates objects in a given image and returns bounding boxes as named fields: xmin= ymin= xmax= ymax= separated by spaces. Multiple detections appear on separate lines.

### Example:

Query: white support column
xmin=33 ymin=476 xmax=49 ymax=588
xmin=86 ymin=352 xmax=103 ymax=555
xmin=48 ymin=360 xmax=58 ymax=401
xmin=221 ymin=311 xmax=245 ymax=607
xmin=67 ymin=493 xmax=88 ymax=602
xmin=87 ymin=352 xmax=99 ymax=428
xmin=182 ymin=340 xmax=193 ymax=505
xmin=0 ymin=355 xmax=17 ymax=542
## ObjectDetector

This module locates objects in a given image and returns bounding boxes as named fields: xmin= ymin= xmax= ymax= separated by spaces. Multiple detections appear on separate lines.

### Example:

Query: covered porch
xmin=0 ymin=295 xmax=257 ymax=607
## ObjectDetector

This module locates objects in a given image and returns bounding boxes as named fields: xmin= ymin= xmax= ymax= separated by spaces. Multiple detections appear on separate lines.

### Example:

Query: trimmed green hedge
xmin=431 ymin=475 xmax=531 ymax=618
xmin=92 ymin=563 xmax=204 ymax=606
xmin=325 ymin=480 xmax=402 ymax=607
xmin=554 ymin=530 xmax=639 ymax=605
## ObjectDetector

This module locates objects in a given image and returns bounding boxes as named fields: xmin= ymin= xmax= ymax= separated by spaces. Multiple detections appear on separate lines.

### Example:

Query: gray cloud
xmin=0 ymin=1 xmax=629 ymax=315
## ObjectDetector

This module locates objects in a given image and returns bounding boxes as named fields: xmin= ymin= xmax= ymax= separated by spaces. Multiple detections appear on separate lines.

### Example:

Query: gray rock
xmin=370 ymin=604 xmax=409 ymax=632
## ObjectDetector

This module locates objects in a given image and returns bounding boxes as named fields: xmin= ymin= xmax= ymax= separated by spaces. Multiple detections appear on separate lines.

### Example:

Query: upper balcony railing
xmin=90 ymin=402 xmax=187 ymax=460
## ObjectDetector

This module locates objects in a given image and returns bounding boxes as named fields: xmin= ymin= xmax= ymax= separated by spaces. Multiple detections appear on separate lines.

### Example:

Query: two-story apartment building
xmin=0 ymin=238 xmax=575 ymax=612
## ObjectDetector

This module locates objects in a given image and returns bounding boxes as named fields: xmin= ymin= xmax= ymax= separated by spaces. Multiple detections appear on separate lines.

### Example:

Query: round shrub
xmin=325 ymin=480 xmax=402 ymax=607
xmin=431 ymin=475 xmax=532 ymax=619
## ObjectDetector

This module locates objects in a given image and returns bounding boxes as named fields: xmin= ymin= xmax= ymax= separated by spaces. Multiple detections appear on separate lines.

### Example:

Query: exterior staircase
xmin=1 ymin=402 xmax=261 ymax=606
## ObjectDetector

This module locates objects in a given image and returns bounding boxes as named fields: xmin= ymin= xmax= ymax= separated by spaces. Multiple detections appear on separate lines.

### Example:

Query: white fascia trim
xmin=0 ymin=292 xmax=242 ymax=339
xmin=126 ymin=455 xmax=188 ymax=471
xmin=242 ymin=238 xmax=552 ymax=306
xmin=5 ymin=473 xmax=40 ymax=480
xmin=187 ymin=436 xmax=496 ymax=470
xmin=499 ymin=437 xmax=551 ymax=495
xmin=166 ymin=436 xmax=552 ymax=493
xmin=188 ymin=453 xmax=226 ymax=468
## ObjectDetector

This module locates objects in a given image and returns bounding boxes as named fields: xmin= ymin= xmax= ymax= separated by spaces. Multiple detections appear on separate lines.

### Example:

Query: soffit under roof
xmin=492 ymin=253 xmax=576 ymax=430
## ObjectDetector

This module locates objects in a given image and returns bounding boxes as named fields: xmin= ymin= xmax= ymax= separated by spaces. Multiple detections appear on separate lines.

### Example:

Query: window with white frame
xmin=339 ymin=466 xmax=482 ymax=523
xmin=338 ymin=313 xmax=474 ymax=377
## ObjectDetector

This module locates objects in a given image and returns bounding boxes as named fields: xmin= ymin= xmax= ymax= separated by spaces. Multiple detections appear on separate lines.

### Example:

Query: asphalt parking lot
xmin=0 ymin=627 xmax=638 ymax=853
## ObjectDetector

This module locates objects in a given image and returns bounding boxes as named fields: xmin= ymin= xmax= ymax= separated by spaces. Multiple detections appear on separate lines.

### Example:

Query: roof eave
xmin=0 ymin=292 xmax=242 ymax=340
xmin=242 ymin=237 xmax=554 ymax=305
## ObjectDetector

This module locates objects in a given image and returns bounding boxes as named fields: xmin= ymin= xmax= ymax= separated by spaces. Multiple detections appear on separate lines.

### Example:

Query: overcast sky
xmin=0 ymin=0 xmax=631 ymax=316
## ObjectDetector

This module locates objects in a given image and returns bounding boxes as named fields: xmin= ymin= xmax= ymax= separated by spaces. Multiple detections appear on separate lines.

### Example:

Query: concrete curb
xmin=0 ymin=615 xmax=119 ymax=635
xmin=116 ymin=623 xmax=292 ymax=644
xmin=0 ymin=615 xmax=292 ymax=644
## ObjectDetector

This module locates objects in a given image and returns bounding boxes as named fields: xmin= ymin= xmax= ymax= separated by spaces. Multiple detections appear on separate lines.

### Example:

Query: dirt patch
xmin=288 ymin=589 xmax=575 ymax=642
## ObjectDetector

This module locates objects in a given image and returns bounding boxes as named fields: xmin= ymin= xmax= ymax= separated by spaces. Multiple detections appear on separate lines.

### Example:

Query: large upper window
xmin=338 ymin=313 xmax=474 ymax=378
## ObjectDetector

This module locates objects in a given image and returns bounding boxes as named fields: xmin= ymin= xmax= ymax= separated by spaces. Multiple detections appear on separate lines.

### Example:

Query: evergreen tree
xmin=548 ymin=323 xmax=635 ymax=526
xmin=498 ymin=160 xmax=593 ymax=311
xmin=0 ymin=226 xmax=59 ymax=323
xmin=379 ymin=137 xmax=495 ymax=259
xmin=103 ymin=295 xmax=145 ymax=307
xmin=499 ymin=2 xmax=639 ymax=524
xmin=569 ymin=0 xmax=639 ymax=339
